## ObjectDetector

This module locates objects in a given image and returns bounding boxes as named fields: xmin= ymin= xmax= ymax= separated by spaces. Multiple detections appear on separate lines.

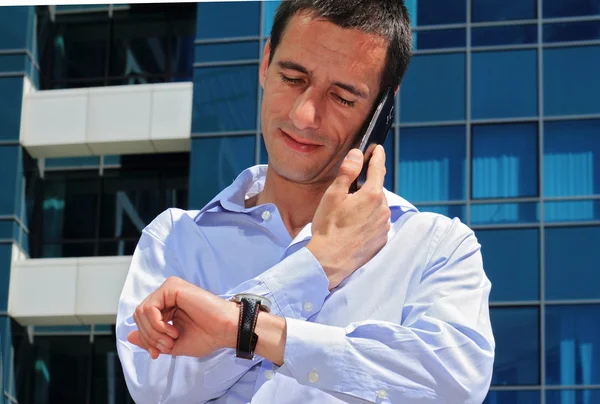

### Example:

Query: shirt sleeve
xmin=116 ymin=209 xmax=331 ymax=404
xmin=275 ymin=217 xmax=496 ymax=404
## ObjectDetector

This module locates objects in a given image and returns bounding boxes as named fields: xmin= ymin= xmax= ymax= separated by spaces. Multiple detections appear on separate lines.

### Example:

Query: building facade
xmin=0 ymin=1 xmax=599 ymax=403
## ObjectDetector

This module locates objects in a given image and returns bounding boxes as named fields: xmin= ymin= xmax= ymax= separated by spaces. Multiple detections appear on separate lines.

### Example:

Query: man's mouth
xmin=280 ymin=129 xmax=322 ymax=153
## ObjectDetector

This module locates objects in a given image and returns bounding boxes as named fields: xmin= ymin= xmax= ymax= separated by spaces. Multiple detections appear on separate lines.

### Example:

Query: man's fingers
xmin=362 ymin=145 xmax=386 ymax=191
xmin=127 ymin=330 xmax=145 ymax=349
xmin=329 ymin=148 xmax=363 ymax=195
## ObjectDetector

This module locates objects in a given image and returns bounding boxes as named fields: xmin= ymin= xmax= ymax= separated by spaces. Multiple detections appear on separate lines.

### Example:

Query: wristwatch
xmin=230 ymin=293 xmax=272 ymax=359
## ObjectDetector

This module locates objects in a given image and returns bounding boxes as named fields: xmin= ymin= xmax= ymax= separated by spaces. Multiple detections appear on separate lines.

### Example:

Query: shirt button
xmin=377 ymin=389 xmax=388 ymax=399
xmin=303 ymin=301 xmax=314 ymax=312
xmin=261 ymin=211 xmax=271 ymax=221
xmin=308 ymin=370 xmax=319 ymax=383
xmin=264 ymin=370 xmax=274 ymax=380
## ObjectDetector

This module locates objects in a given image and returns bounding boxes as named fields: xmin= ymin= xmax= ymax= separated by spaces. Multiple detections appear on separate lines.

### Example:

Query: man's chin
xmin=267 ymin=159 xmax=325 ymax=185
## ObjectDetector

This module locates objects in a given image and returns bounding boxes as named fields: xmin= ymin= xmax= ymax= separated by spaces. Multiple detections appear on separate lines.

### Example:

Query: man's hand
xmin=307 ymin=145 xmax=391 ymax=290
xmin=127 ymin=277 xmax=239 ymax=359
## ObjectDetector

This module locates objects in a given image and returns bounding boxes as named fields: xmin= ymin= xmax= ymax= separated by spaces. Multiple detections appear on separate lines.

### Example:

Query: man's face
xmin=259 ymin=12 xmax=388 ymax=185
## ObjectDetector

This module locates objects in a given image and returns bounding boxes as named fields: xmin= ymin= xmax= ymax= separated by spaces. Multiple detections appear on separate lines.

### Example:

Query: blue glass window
xmin=545 ymin=226 xmax=600 ymax=301
xmin=34 ymin=325 xmax=91 ymax=333
xmin=398 ymin=125 xmax=466 ymax=202
xmin=545 ymin=200 xmax=600 ymax=223
xmin=0 ymin=245 xmax=13 ymax=311
xmin=0 ymin=54 xmax=27 ymax=73
xmin=263 ymin=0 xmax=281 ymax=37
xmin=417 ymin=204 xmax=466 ymax=222
xmin=472 ymin=0 xmax=537 ymax=22
xmin=547 ymin=390 xmax=600 ymax=404
xmin=194 ymin=41 xmax=260 ymax=64
xmin=413 ymin=29 xmax=465 ymax=50
xmin=546 ymin=305 xmax=600 ymax=386
xmin=192 ymin=65 xmax=259 ymax=133
xmin=472 ymin=25 xmax=537 ymax=47
xmin=407 ymin=0 xmax=466 ymax=26
xmin=484 ymin=391 xmax=540 ymax=404
xmin=544 ymin=46 xmax=600 ymax=116
xmin=0 ymin=77 xmax=24 ymax=142
xmin=543 ymin=0 xmax=600 ymax=18
xmin=476 ymin=229 xmax=539 ymax=302
xmin=472 ymin=123 xmax=538 ymax=199
xmin=196 ymin=2 xmax=260 ymax=40
xmin=0 ymin=146 xmax=19 ymax=217
xmin=471 ymin=50 xmax=538 ymax=120
xmin=544 ymin=21 xmax=600 ymax=43
xmin=0 ymin=6 xmax=31 ymax=50
xmin=189 ymin=136 xmax=255 ymax=209
xmin=0 ymin=219 xmax=19 ymax=241
xmin=490 ymin=307 xmax=540 ymax=385
xmin=400 ymin=53 xmax=465 ymax=123
xmin=45 ymin=156 xmax=100 ymax=169
xmin=260 ymin=135 xmax=268 ymax=165
xmin=471 ymin=202 xmax=539 ymax=225
xmin=543 ymin=119 xmax=600 ymax=197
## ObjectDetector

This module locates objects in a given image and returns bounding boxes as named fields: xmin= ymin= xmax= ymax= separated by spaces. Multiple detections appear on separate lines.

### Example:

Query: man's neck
xmin=246 ymin=166 xmax=331 ymax=239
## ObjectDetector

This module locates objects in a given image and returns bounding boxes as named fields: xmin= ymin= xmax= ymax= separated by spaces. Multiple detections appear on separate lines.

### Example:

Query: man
xmin=116 ymin=0 xmax=495 ymax=403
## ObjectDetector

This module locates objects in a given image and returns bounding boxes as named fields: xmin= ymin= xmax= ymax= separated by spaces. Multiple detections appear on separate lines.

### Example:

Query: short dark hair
xmin=268 ymin=0 xmax=413 ymax=94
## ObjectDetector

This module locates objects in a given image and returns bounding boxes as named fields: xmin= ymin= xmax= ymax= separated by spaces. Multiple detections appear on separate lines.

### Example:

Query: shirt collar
xmin=197 ymin=164 xmax=418 ymax=216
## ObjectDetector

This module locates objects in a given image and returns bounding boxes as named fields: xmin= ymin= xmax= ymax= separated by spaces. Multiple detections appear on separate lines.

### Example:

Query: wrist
xmin=306 ymin=239 xmax=343 ymax=290
xmin=223 ymin=301 xmax=240 ymax=350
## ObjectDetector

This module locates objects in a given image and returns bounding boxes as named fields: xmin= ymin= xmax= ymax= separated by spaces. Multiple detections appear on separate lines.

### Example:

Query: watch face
xmin=232 ymin=293 xmax=272 ymax=313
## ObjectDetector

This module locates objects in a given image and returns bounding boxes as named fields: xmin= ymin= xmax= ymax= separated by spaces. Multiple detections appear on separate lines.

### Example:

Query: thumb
xmin=329 ymin=149 xmax=363 ymax=195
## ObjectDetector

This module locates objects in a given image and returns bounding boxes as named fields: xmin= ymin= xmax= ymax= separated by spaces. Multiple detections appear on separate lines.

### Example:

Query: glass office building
xmin=0 ymin=1 xmax=599 ymax=402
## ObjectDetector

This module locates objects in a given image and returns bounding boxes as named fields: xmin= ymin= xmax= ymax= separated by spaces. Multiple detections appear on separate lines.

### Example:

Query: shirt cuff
xmin=259 ymin=247 xmax=330 ymax=320
xmin=277 ymin=317 xmax=346 ymax=390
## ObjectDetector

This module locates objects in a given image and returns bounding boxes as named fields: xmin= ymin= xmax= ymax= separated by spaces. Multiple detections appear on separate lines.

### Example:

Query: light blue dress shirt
xmin=116 ymin=164 xmax=495 ymax=404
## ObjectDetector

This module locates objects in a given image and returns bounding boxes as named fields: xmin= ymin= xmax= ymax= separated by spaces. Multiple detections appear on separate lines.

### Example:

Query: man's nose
xmin=289 ymin=89 xmax=322 ymax=131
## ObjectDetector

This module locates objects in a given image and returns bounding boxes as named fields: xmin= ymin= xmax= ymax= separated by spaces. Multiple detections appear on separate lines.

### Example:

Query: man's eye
xmin=279 ymin=73 xmax=302 ymax=84
xmin=334 ymin=94 xmax=355 ymax=107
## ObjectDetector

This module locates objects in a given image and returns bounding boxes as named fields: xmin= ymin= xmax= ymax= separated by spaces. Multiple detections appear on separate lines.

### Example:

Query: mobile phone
xmin=349 ymin=86 xmax=394 ymax=193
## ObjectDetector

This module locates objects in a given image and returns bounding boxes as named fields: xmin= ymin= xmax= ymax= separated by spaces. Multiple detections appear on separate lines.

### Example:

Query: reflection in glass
xmin=543 ymin=119 xmax=600 ymax=197
xmin=546 ymin=389 xmax=600 ymax=404
xmin=408 ymin=0 xmax=466 ymax=26
xmin=471 ymin=50 xmax=537 ymax=119
xmin=472 ymin=0 xmax=537 ymax=22
xmin=413 ymin=28 xmax=465 ymax=50
xmin=476 ymin=228 xmax=539 ymax=302
xmin=483 ymin=390 xmax=540 ymax=404
xmin=545 ymin=200 xmax=600 ymax=223
xmin=544 ymin=46 xmax=600 ymax=116
xmin=195 ymin=41 xmax=259 ymax=64
xmin=471 ymin=202 xmax=539 ymax=225
xmin=544 ymin=21 xmax=600 ymax=43
xmin=472 ymin=25 xmax=537 ymax=47
xmin=543 ymin=0 xmax=600 ymax=18
xmin=490 ymin=307 xmax=539 ymax=385
xmin=398 ymin=125 xmax=466 ymax=202
xmin=416 ymin=204 xmax=466 ymax=222
xmin=545 ymin=226 xmax=600 ymax=301
xmin=196 ymin=1 xmax=260 ymax=40
xmin=546 ymin=305 xmax=600 ymax=387
xmin=91 ymin=336 xmax=135 ymax=403
xmin=472 ymin=123 xmax=538 ymax=199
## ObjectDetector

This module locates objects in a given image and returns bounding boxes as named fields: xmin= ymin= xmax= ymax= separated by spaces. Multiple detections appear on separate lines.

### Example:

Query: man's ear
xmin=259 ymin=39 xmax=272 ymax=89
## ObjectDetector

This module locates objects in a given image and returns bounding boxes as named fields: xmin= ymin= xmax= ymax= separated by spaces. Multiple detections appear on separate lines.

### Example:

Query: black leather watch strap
xmin=236 ymin=296 xmax=261 ymax=359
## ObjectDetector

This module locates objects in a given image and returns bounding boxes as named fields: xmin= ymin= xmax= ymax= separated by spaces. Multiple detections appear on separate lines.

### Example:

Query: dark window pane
xmin=91 ymin=335 xmax=134 ymax=403
xmin=45 ymin=156 xmax=100 ymax=169
xmin=32 ymin=336 xmax=90 ymax=404
xmin=490 ymin=307 xmax=540 ymax=385
xmin=544 ymin=21 xmax=600 ymax=43
xmin=472 ymin=123 xmax=538 ymax=199
xmin=410 ymin=0 xmax=466 ymax=26
xmin=547 ymin=390 xmax=600 ymax=404
xmin=472 ymin=25 xmax=537 ymax=47
xmin=545 ymin=226 xmax=600 ymax=300
xmin=104 ymin=155 xmax=122 ymax=166
xmin=472 ymin=50 xmax=538 ymax=119
xmin=484 ymin=391 xmax=541 ymax=404
xmin=0 ymin=6 xmax=31 ymax=49
xmin=97 ymin=240 xmax=138 ymax=257
xmin=41 ymin=242 xmax=96 ymax=258
xmin=189 ymin=136 xmax=255 ymax=209
xmin=545 ymin=200 xmax=600 ymax=223
xmin=0 ymin=77 xmax=24 ymax=142
xmin=192 ymin=65 xmax=258 ymax=133
xmin=544 ymin=46 xmax=600 ymax=116
xmin=0 ymin=54 xmax=27 ymax=73
xmin=99 ymin=172 xmax=161 ymax=239
xmin=169 ymin=10 xmax=195 ymax=77
xmin=417 ymin=204 xmax=466 ymax=222
xmin=543 ymin=0 xmax=600 ymax=18
xmin=543 ymin=119 xmax=600 ymax=197
xmin=398 ymin=125 xmax=466 ymax=202
xmin=194 ymin=41 xmax=259 ymax=64
xmin=400 ymin=53 xmax=465 ymax=123
xmin=546 ymin=305 xmax=600 ymax=386
xmin=476 ymin=229 xmax=539 ymax=302
xmin=263 ymin=0 xmax=281 ymax=36
xmin=413 ymin=28 xmax=465 ymax=50
xmin=0 ymin=245 xmax=12 ymax=311
xmin=0 ymin=145 xmax=19 ymax=216
xmin=34 ymin=325 xmax=90 ymax=333
xmin=196 ymin=2 xmax=260 ymax=39
xmin=471 ymin=202 xmax=539 ymax=225
xmin=472 ymin=0 xmax=537 ymax=22
xmin=0 ymin=219 xmax=17 ymax=240
xmin=260 ymin=135 xmax=268 ymax=165
xmin=43 ymin=172 xmax=99 ymax=240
